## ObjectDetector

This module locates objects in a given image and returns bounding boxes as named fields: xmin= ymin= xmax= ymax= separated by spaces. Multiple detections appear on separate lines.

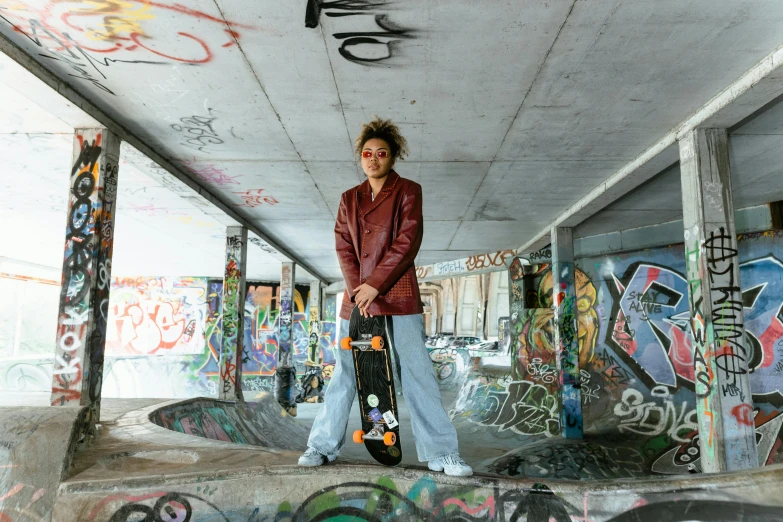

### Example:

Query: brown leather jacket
xmin=335 ymin=170 xmax=424 ymax=320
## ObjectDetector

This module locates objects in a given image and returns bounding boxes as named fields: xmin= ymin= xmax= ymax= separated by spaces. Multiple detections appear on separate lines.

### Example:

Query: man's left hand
xmin=353 ymin=284 xmax=379 ymax=317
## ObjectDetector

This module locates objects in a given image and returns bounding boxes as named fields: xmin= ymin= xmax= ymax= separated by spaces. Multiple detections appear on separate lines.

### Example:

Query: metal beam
xmin=0 ymin=29 xmax=330 ymax=285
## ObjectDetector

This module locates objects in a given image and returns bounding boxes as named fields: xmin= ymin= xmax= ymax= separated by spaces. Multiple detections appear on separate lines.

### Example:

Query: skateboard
xmin=340 ymin=306 xmax=402 ymax=466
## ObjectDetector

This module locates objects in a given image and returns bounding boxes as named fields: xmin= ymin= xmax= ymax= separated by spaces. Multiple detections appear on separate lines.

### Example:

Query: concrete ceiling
xmin=2 ymin=1 xmax=783 ymax=280
xmin=0 ymin=78 xmax=311 ymax=281
xmin=576 ymin=96 xmax=783 ymax=238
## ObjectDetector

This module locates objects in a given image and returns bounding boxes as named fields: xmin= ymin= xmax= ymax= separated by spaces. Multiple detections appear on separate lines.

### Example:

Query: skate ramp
xmin=449 ymin=354 xmax=783 ymax=479
xmin=149 ymin=394 xmax=309 ymax=451
xmin=14 ymin=395 xmax=778 ymax=521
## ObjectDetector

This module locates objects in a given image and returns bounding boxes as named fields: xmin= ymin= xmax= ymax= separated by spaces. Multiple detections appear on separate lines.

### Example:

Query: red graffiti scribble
xmin=182 ymin=159 xmax=240 ymax=185
xmin=438 ymin=497 xmax=495 ymax=517
xmin=759 ymin=315 xmax=783 ymax=368
xmin=222 ymin=28 xmax=240 ymax=48
xmin=234 ymin=189 xmax=279 ymax=208
xmin=0 ymin=1 xmax=260 ymax=65
xmin=642 ymin=267 xmax=661 ymax=294
xmin=669 ymin=326 xmax=695 ymax=381
xmin=731 ymin=403 xmax=754 ymax=426
xmin=51 ymin=386 xmax=81 ymax=406
xmin=221 ymin=361 xmax=237 ymax=385
xmin=0 ymin=485 xmax=25 ymax=503
xmin=140 ymin=1 xmax=255 ymax=29
xmin=130 ymin=31 xmax=212 ymax=63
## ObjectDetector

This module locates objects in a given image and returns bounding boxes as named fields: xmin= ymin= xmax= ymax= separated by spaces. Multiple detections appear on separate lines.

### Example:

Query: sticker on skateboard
xmin=382 ymin=410 xmax=399 ymax=429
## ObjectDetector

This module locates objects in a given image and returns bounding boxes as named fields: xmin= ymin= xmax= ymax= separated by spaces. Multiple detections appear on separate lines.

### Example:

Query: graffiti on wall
xmin=579 ymin=233 xmax=783 ymax=470
xmin=204 ymin=281 xmax=337 ymax=390
xmin=453 ymin=376 xmax=560 ymax=437
xmin=107 ymin=279 xmax=338 ymax=398
xmin=606 ymin=256 xmax=783 ymax=396
xmin=90 ymin=470 xmax=783 ymax=521
xmin=472 ymin=232 xmax=783 ymax=472
xmin=106 ymin=277 xmax=207 ymax=355
xmin=418 ymin=249 xmax=515 ymax=280
xmin=218 ymin=232 xmax=246 ymax=398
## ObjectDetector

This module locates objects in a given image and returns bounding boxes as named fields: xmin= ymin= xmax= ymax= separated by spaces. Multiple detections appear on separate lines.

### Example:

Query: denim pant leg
xmin=307 ymin=318 xmax=355 ymax=457
xmin=389 ymin=314 xmax=460 ymax=462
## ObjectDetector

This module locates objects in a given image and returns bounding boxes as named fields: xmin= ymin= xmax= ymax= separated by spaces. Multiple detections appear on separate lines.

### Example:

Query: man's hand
xmin=353 ymin=283 xmax=380 ymax=317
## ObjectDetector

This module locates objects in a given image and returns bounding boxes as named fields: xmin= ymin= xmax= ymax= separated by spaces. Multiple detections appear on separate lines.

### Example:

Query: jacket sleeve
xmin=365 ymin=184 xmax=423 ymax=295
xmin=335 ymin=194 xmax=361 ymax=301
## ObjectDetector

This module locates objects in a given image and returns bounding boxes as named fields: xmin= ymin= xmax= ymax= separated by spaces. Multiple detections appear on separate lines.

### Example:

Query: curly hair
xmin=354 ymin=116 xmax=409 ymax=160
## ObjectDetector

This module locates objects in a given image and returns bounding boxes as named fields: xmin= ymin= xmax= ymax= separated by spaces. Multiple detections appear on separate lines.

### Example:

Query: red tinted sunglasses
xmin=362 ymin=150 xmax=390 ymax=159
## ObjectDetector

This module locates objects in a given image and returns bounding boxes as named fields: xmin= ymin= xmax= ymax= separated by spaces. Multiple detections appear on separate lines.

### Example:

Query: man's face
xmin=361 ymin=138 xmax=394 ymax=180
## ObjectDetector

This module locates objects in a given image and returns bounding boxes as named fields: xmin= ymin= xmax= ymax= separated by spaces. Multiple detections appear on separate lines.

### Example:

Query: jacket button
xmin=365 ymin=229 xmax=370 ymax=234
xmin=363 ymin=253 xmax=368 ymax=257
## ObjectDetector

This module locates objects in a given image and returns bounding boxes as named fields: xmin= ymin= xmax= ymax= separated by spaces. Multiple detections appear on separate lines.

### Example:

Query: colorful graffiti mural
xmin=454 ymin=231 xmax=783 ymax=473
xmin=106 ymin=276 xmax=208 ymax=355
xmin=103 ymin=278 xmax=338 ymax=397
xmin=81 ymin=467 xmax=783 ymax=521
xmin=203 ymin=281 xmax=337 ymax=383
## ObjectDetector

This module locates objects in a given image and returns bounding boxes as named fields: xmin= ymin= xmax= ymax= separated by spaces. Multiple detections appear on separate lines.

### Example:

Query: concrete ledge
xmin=52 ymin=460 xmax=783 ymax=521
xmin=0 ymin=406 xmax=85 ymax=522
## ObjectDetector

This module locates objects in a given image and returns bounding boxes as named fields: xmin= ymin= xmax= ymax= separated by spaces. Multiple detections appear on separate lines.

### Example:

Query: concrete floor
xmin=0 ymin=387 xmax=519 ymax=469
xmin=294 ymin=388 xmax=517 ymax=469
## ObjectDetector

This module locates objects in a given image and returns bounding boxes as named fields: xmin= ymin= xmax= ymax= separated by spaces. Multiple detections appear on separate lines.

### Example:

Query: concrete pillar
xmin=551 ymin=226 xmax=583 ymax=439
xmin=453 ymin=277 xmax=461 ymax=334
xmin=275 ymin=262 xmax=297 ymax=415
xmin=679 ymin=128 xmax=758 ymax=472
xmin=51 ymin=128 xmax=120 ymax=430
xmin=296 ymin=281 xmax=325 ymax=403
xmin=306 ymin=281 xmax=321 ymax=366
xmin=218 ymin=226 xmax=248 ymax=401
xmin=508 ymin=256 xmax=527 ymax=316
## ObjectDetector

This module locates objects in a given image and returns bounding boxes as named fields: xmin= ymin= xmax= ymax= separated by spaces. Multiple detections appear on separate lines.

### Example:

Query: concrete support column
xmin=218 ymin=226 xmax=248 ymax=401
xmin=276 ymin=262 xmax=297 ymax=415
xmin=453 ymin=277 xmax=461 ymax=334
xmin=297 ymin=281 xmax=325 ymax=404
xmin=52 ymin=128 xmax=120 ymax=431
xmin=307 ymin=281 xmax=321 ymax=366
xmin=679 ymin=128 xmax=758 ymax=472
xmin=551 ymin=226 xmax=583 ymax=439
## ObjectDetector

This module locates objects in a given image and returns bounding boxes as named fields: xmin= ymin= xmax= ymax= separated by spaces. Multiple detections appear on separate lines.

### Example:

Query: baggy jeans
xmin=307 ymin=313 xmax=460 ymax=462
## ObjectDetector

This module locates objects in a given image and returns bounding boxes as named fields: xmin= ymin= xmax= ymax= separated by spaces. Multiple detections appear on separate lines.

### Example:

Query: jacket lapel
xmin=358 ymin=171 xmax=399 ymax=218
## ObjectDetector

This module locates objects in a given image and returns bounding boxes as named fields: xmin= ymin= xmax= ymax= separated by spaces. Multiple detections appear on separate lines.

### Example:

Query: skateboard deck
xmin=341 ymin=306 xmax=402 ymax=466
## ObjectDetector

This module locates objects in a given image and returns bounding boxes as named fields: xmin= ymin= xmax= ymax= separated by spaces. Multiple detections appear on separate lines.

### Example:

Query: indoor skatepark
xmin=3 ymin=0 xmax=783 ymax=520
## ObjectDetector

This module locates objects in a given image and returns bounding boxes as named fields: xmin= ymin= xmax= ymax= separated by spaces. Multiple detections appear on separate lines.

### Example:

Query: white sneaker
xmin=298 ymin=447 xmax=336 ymax=467
xmin=428 ymin=454 xmax=473 ymax=476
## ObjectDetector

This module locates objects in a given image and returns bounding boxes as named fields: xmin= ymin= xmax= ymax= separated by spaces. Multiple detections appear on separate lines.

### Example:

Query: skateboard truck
xmin=341 ymin=335 xmax=384 ymax=351
xmin=353 ymin=424 xmax=396 ymax=446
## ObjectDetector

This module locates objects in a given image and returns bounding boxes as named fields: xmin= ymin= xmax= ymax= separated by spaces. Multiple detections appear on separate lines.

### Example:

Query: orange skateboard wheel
xmin=353 ymin=429 xmax=364 ymax=444
xmin=383 ymin=432 xmax=396 ymax=446
xmin=341 ymin=337 xmax=352 ymax=350
xmin=371 ymin=336 xmax=384 ymax=350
